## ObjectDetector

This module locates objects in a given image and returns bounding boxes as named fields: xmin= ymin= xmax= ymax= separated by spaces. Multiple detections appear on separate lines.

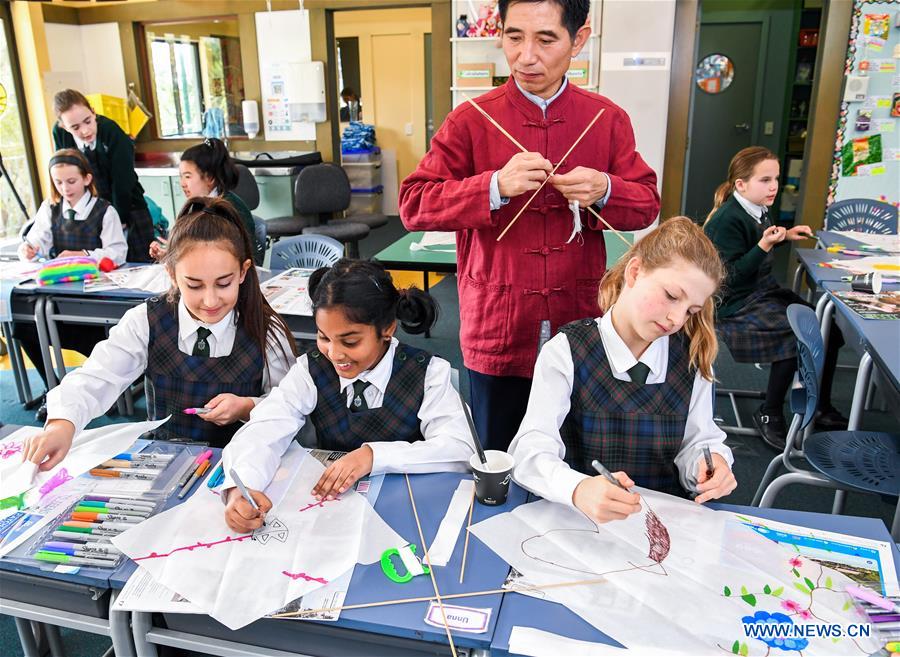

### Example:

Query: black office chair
xmin=232 ymin=164 xmax=266 ymax=265
xmin=278 ymin=163 xmax=371 ymax=258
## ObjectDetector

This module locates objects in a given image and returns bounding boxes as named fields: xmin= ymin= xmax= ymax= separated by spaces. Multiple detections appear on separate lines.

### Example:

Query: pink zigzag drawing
xmin=282 ymin=570 xmax=329 ymax=584
xmin=298 ymin=498 xmax=338 ymax=513
xmin=133 ymin=534 xmax=254 ymax=561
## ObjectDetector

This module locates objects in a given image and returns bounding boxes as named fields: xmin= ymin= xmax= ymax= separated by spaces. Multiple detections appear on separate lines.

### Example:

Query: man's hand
xmin=497 ymin=152 xmax=553 ymax=198
xmin=550 ymin=167 xmax=609 ymax=206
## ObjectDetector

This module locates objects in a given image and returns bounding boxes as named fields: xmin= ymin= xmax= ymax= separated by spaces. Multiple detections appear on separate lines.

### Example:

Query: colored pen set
xmin=89 ymin=450 xmax=174 ymax=480
xmin=177 ymin=450 xmax=214 ymax=499
xmin=33 ymin=494 xmax=157 ymax=569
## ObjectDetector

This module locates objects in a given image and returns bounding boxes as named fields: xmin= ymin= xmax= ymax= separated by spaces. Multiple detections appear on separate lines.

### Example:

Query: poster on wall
xmin=827 ymin=0 xmax=900 ymax=211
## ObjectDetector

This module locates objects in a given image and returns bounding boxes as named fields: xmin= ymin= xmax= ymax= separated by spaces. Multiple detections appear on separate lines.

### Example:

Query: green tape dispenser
xmin=380 ymin=543 xmax=430 ymax=583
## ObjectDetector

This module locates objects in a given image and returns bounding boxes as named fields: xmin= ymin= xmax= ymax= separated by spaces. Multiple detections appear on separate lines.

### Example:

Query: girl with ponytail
xmin=510 ymin=218 xmax=737 ymax=525
xmin=222 ymin=259 xmax=474 ymax=533
xmin=704 ymin=147 xmax=846 ymax=450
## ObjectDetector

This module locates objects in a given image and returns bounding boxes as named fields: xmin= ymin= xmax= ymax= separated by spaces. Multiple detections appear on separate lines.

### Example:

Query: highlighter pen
xmin=89 ymin=469 xmax=158 ymax=480
xmin=183 ymin=407 xmax=211 ymax=415
xmin=35 ymin=551 xmax=116 ymax=568
xmin=81 ymin=496 xmax=156 ymax=509
xmin=73 ymin=505 xmax=150 ymax=517
xmin=702 ymin=445 xmax=715 ymax=479
xmin=39 ymin=544 xmax=118 ymax=561
xmin=43 ymin=540 xmax=122 ymax=556
xmin=177 ymin=450 xmax=213 ymax=488
xmin=76 ymin=501 xmax=154 ymax=513
xmin=71 ymin=512 xmax=144 ymax=524
xmin=178 ymin=460 xmax=211 ymax=499
xmin=206 ymin=461 xmax=224 ymax=488
xmin=112 ymin=453 xmax=174 ymax=463
xmin=590 ymin=459 xmax=632 ymax=492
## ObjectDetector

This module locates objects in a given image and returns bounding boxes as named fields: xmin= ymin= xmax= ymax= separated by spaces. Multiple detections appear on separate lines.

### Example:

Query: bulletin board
xmin=827 ymin=0 xmax=900 ymax=208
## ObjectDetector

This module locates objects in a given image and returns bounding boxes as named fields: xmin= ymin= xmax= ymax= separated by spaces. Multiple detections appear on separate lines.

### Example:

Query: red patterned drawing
xmin=282 ymin=571 xmax=329 ymax=585
xmin=133 ymin=534 xmax=253 ymax=561
xmin=298 ymin=498 xmax=339 ymax=513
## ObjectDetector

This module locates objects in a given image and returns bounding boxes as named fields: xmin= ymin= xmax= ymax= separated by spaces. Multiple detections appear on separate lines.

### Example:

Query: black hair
xmin=181 ymin=138 xmax=239 ymax=194
xmin=309 ymin=259 xmax=438 ymax=336
xmin=498 ymin=0 xmax=590 ymax=39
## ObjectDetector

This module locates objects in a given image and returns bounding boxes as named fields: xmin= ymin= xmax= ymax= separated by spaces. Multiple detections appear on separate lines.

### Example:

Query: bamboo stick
xmin=496 ymin=109 xmax=605 ymax=241
xmin=406 ymin=474 xmax=457 ymax=657
xmin=458 ymin=486 xmax=476 ymax=584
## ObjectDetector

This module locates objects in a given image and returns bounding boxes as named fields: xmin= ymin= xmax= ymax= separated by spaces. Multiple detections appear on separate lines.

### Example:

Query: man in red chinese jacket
xmin=399 ymin=0 xmax=660 ymax=451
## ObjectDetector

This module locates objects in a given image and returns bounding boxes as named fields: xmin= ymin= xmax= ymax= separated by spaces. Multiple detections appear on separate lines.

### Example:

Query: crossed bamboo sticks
xmin=462 ymin=93 xmax=631 ymax=247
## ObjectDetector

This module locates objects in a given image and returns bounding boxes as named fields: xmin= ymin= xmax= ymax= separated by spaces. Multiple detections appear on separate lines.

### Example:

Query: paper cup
xmin=469 ymin=450 xmax=514 ymax=506
xmin=850 ymin=272 xmax=882 ymax=294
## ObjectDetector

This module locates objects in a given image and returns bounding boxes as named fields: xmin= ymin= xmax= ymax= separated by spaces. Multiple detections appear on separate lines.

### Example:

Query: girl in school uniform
xmin=222 ymin=259 xmax=474 ymax=533
xmin=15 ymin=148 xmax=128 ymax=417
xmin=509 ymin=217 xmax=737 ymax=524
xmin=52 ymin=89 xmax=156 ymax=263
xmin=23 ymin=196 xmax=298 ymax=471
xmin=704 ymin=147 xmax=846 ymax=450
xmin=150 ymin=138 xmax=262 ymax=265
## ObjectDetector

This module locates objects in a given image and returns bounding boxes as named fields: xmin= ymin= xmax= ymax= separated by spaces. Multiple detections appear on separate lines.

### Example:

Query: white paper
xmin=115 ymin=566 xmax=204 ymax=613
xmin=831 ymin=231 xmax=900 ymax=252
xmin=508 ymin=626 xmax=685 ymax=657
xmin=471 ymin=493 xmax=880 ymax=656
xmin=426 ymin=479 xmax=474 ymax=567
xmin=112 ymin=445 xmax=405 ymax=629
xmin=260 ymin=269 xmax=313 ymax=316
xmin=0 ymin=418 xmax=169 ymax=500
xmin=105 ymin=264 xmax=171 ymax=294
xmin=825 ymin=255 xmax=900 ymax=274
xmin=410 ymin=231 xmax=456 ymax=251
xmin=0 ymin=261 xmax=41 ymax=282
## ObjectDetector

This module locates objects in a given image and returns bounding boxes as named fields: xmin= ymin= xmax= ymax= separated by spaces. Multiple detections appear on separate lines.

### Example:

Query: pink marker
xmin=845 ymin=585 xmax=900 ymax=613
xmin=176 ymin=449 xmax=214 ymax=488
xmin=183 ymin=407 xmax=211 ymax=415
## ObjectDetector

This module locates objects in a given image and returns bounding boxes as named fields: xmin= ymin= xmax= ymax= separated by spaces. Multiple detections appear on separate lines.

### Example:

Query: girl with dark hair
xmin=15 ymin=148 xmax=128 ymax=414
xmin=704 ymin=147 xmax=846 ymax=450
xmin=52 ymin=89 xmax=156 ymax=263
xmin=151 ymin=138 xmax=262 ymax=264
xmin=23 ymin=197 xmax=298 ymax=469
xmin=221 ymin=259 xmax=474 ymax=534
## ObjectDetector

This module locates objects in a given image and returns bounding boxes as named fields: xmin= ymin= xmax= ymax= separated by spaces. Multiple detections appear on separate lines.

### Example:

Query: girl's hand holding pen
xmin=694 ymin=453 xmax=737 ymax=504
xmin=573 ymin=471 xmax=641 ymax=524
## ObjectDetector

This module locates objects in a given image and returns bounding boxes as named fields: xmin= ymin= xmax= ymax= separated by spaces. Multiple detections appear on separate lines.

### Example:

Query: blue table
xmin=128 ymin=472 xmax=528 ymax=657
xmin=490 ymin=503 xmax=900 ymax=656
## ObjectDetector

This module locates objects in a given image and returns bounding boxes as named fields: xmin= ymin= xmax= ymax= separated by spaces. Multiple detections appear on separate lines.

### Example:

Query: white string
xmin=566 ymin=200 xmax=583 ymax=244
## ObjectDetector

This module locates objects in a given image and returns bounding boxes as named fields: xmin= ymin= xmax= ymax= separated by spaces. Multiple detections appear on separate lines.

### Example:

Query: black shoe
xmin=815 ymin=408 xmax=849 ymax=431
xmin=35 ymin=400 xmax=48 ymax=423
xmin=752 ymin=406 xmax=787 ymax=451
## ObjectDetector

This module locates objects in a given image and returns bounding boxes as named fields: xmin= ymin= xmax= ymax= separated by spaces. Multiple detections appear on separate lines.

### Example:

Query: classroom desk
xmin=3 ymin=289 xmax=48 ymax=404
xmin=126 ymin=472 xmax=527 ymax=657
xmin=0 ymin=429 xmax=211 ymax=657
xmin=490 ymin=503 xmax=900 ymax=657
xmin=8 ymin=267 xmax=317 ymax=399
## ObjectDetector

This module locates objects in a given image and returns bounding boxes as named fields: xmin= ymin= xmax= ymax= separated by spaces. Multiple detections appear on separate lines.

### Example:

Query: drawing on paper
xmin=0 ymin=441 xmax=23 ymax=460
xmin=298 ymin=498 xmax=338 ymax=513
xmin=133 ymin=534 xmax=254 ymax=561
xmin=38 ymin=468 xmax=72 ymax=498
xmin=252 ymin=517 xmax=289 ymax=544
xmin=282 ymin=571 xmax=329 ymax=584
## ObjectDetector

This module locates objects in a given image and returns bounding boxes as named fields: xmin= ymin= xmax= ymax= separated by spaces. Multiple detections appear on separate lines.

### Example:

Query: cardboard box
xmin=457 ymin=63 xmax=495 ymax=87
xmin=566 ymin=61 xmax=590 ymax=86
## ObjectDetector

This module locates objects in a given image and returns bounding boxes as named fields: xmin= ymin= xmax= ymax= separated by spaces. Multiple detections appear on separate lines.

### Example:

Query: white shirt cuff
xmin=489 ymin=171 xmax=511 ymax=211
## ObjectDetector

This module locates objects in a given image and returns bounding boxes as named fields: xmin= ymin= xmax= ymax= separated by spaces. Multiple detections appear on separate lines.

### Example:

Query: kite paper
xmin=0 ymin=418 xmax=168 ymax=501
xmin=470 ymin=491 xmax=880 ymax=656
xmin=112 ymin=444 xmax=405 ymax=629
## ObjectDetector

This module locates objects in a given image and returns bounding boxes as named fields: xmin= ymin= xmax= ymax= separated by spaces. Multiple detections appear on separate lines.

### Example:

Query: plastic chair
xmin=825 ymin=198 xmax=898 ymax=234
xmin=752 ymin=304 xmax=900 ymax=538
xmin=271 ymin=234 xmax=343 ymax=270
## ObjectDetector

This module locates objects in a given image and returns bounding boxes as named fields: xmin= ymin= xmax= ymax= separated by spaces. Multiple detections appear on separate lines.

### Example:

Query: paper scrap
xmin=426 ymin=479 xmax=474 ymax=567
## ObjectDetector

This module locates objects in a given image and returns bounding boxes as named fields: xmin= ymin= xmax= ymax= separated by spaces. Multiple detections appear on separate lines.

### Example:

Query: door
xmin=684 ymin=22 xmax=763 ymax=222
